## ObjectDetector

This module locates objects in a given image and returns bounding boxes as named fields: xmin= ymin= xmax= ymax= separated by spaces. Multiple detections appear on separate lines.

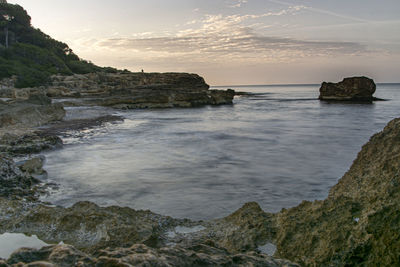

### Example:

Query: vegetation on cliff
xmin=0 ymin=3 xmax=119 ymax=88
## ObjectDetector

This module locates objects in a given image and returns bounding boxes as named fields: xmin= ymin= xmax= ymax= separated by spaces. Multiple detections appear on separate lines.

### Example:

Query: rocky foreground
xmin=0 ymin=112 xmax=399 ymax=265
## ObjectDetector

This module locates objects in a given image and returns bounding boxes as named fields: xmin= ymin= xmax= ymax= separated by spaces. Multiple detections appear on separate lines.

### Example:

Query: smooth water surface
xmin=0 ymin=233 xmax=49 ymax=259
xmin=43 ymin=84 xmax=400 ymax=220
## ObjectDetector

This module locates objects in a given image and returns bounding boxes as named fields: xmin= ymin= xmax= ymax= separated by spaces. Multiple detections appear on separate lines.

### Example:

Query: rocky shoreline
xmin=1 ymin=72 xmax=235 ymax=109
xmin=0 ymin=73 xmax=399 ymax=266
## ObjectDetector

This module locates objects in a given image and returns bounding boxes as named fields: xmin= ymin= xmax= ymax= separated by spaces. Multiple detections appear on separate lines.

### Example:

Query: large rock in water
xmin=319 ymin=76 xmax=376 ymax=101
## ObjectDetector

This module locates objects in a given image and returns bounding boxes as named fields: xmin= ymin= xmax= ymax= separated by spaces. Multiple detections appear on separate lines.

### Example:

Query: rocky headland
xmin=0 ymin=72 xmax=235 ymax=109
xmin=319 ymin=76 xmax=378 ymax=102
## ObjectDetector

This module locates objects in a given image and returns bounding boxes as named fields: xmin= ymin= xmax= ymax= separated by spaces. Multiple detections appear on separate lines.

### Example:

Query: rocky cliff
xmin=275 ymin=118 xmax=400 ymax=266
xmin=0 ymin=72 xmax=235 ymax=109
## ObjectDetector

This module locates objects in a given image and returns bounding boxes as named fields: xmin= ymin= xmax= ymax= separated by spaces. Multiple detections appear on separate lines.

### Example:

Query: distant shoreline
xmin=211 ymin=82 xmax=400 ymax=88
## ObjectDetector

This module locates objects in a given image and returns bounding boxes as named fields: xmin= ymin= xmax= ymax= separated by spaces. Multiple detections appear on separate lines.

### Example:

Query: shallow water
xmin=0 ymin=233 xmax=49 ymax=259
xmin=42 ymin=84 xmax=400 ymax=220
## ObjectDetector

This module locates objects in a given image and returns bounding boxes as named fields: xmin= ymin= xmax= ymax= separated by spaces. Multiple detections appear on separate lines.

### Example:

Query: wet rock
xmin=0 ymin=133 xmax=62 ymax=155
xmin=0 ymin=156 xmax=39 ymax=198
xmin=24 ymin=95 xmax=52 ymax=106
xmin=319 ymin=76 xmax=377 ymax=101
xmin=208 ymin=89 xmax=236 ymax=105
xmin=37 ymin=115 xmax=124 ymax=137
xmin=17 ymin=156 xmax=47 ymax=179
xmin=207 ymin=202 xmax=277 ymax=253
xmin=7 ymin=245 xmax=94 ymax=267
xmin=0 ymin=199 xmax=179 ymax=252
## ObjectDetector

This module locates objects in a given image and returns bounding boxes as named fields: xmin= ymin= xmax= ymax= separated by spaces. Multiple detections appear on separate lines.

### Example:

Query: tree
xmin=0 ymin=13 xmax=13 ymax=48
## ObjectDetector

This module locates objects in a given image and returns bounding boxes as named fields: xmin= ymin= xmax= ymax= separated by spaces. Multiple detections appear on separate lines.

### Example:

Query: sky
xmin=7 ymin=0 xmax=400 ymax=85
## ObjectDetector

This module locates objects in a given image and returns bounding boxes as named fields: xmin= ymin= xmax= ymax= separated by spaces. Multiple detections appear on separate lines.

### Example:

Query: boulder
xmin=0 ymin=132 xmax=62 ymax=155
xmin=319 ymin=76 xmax=377 ymax=101
xmin=0 ymin=101 xmax=65 ymax=128
xmin=0 ymin=156 xmax=39 ymax=198
xmin=17 ymin=156 xmax=47 ymax=179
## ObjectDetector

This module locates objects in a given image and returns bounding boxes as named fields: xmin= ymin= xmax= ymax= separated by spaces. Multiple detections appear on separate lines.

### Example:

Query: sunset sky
xmin=8 ymin=0 xmax=400 ymax=85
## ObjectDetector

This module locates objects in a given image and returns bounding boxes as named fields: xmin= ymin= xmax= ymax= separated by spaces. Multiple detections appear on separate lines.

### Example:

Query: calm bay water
xmin=42 ymin=84 xmax=400 ymax=220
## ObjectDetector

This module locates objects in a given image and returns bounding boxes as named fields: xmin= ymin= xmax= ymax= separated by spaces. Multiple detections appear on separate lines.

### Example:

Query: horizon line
xmin=211 ymin=82 xmax=400 ymax=87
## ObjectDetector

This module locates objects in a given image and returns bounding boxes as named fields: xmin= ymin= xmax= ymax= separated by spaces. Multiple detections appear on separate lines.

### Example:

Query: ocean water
xmin=42 ymin=84 xmax=400 ymax=220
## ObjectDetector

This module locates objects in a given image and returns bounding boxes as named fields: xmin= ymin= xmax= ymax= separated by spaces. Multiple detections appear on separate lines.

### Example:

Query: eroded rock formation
xmin=0 ymin=95 xmax=65 ymax=128
xmin=275 ymin=118 xmax=400 ymax=266
xmin=0 ymin=72 xmax=236 ymax=109
xmin=319 ymin=76 xmax=377 ymax=101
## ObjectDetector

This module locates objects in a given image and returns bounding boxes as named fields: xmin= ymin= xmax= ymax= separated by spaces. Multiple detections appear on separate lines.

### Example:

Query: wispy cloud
xmin=268 ymin=0 xmax=369 ymax=23
xmin=72 ymin=11 xmax=368 ymax=67
xmin=230 ymin=0 xmax=248 ymax=8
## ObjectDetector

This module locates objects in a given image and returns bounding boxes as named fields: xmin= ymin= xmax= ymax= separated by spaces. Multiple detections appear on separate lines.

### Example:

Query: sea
xmin=41 ymin=84 xmax=400 ymax=220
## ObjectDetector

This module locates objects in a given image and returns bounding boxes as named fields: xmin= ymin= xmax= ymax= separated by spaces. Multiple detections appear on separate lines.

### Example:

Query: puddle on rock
xmin=258 ymin=242 xmax=277 ymax=256
xmin=0 ymin=233 xmax=49 ymax=259
xmin=166 ymin=225 xmax=206 ymax=238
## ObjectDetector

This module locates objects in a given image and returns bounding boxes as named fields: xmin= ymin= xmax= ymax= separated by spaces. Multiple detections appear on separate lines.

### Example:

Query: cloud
xmin=230 ymin=0 xmax=248 ymax=8
xmin=71 ymin=11 xmax=368 ymax=71
xmin=92 ymin=13 xmax=365 ymax=61
xmin=268 ymin=0 xmax=369 ymax=23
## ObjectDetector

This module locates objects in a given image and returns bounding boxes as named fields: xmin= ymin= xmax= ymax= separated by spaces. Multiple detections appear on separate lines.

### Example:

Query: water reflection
xmin=0 ymin=233 xmax=49 ymax=259
xmin=42 ymin=84 xmax=400 ymax=220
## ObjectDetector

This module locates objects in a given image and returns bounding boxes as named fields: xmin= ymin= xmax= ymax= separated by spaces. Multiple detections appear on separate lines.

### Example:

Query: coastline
xmin=0 ymin=76 xmax=399 ymax=265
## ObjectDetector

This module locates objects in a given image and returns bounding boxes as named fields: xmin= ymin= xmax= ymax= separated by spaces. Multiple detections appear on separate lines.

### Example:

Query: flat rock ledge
xmin=319 ymin=76 xmax=377 ymax=102
xmin=0 ymin=73 xmax=236 ymax=109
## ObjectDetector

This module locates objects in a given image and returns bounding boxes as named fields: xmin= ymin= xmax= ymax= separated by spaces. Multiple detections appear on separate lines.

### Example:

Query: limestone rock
xmin=0 ymin=76 xmax=17 ymax=98
xmin=319 ymin=76 xmax=376 ymax=101
xmin=0 ymin=199 xmax=179 ymax=251
xmin=0 ymin=133 xmax=62 ymax=155
xmin=275 ymin=118 xmax=400 ymax=266
xmin=0 ymin=100 xmax=65 ymax=128
xmin=45 ymin=73 xmax=235 ymax=109
xmin=17 ymin=156 xmax=47 ymax=179
xmin=0 ymin=156 xmax=39 ymax=198
xmin=3 ymin=72 xmax=235 ymax=109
